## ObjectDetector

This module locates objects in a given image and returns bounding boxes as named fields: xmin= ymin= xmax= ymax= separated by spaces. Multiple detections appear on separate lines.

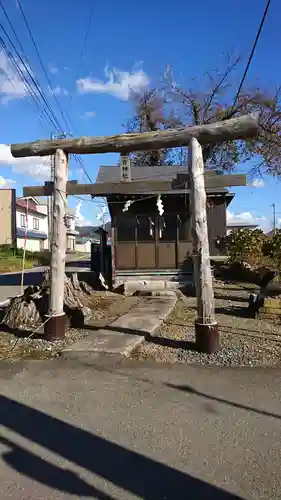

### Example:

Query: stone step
xmin=134 ymin=290 xmax=177 ymax=297
xmin=124 ymin=279 xmax=192 ymax=295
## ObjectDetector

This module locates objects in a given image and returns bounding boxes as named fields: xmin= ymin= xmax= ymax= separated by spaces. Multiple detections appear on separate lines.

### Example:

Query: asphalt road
xmin=1 ymin=356 xmax=281 ymax=499
xmin=0 ymin=254 xmax=91 ymax=304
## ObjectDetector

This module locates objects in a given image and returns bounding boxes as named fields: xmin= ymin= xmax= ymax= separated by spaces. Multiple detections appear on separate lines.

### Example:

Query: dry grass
xmin=0 ymin=257 xmax=35 ymax=274
xmin=0 ymin=291 xmax=139 ymax=361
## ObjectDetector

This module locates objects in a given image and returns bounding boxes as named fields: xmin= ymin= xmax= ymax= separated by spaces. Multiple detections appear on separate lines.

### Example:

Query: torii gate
xmin=11 ymin=114 xmax=258 ymax=352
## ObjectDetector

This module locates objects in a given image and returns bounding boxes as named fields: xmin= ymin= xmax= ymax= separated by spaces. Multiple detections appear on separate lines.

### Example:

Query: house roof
xmin=21 ymin=196 xmax=76 ymax=217
xmin=76 ymin=222 xmax=112 ymax=238
xmin=33 ymin=196 xmax=47 ymax=205
xmin=96 ymin=165 xmax=230 ymax=194
xmin=227 ymin=222 xmax=258 ymax=228
xmin=16 ymin=198 xmax=47 ymax=216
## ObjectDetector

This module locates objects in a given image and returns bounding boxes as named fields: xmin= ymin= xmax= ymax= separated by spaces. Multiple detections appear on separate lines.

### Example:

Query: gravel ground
xmin=132 ymin=281 xmax=281 ymax=367
xmin=0 ymin=291 xmax=139 ymax=361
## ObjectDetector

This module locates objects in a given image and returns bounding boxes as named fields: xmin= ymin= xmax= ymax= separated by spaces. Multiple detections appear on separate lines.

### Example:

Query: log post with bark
xmin=44 ymin=148 xmax=67 ymax=340
xmin=189 ymin=138 xmax=218 ymax=353
xmin=11 ymin=114 xmax=258 ymax=157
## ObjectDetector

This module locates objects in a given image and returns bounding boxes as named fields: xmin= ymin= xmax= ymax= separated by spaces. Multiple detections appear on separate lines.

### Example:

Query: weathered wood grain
xmin=12 ymin=114 xmax=258 ymax=158
xmin=49 ymin=149 xmax=67 ymax=319
xmin=189 ymin=138 xmax=216 ymax=326
xmin=22 ymin=173 xmax=246 ymax=198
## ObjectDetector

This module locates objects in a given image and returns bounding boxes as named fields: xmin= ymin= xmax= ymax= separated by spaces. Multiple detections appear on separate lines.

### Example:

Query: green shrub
xmin=224 ymin=228 xmax=265 ymax=264
xmin=33 ymin=251 xmax=51 ymax=265
xmin=263 ymin=230 xmax=281 ymax=261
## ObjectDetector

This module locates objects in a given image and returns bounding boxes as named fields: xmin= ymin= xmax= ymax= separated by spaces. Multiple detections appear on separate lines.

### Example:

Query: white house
xmin=226 ymin=222 xmax=258 ymax=235
xmin=16 ymin=197 xmax=49 ymax=251
xmin=17 ymin=197 xmax=79 ymax=252
xmin=65 ymin=208 xmax=79 ymax=251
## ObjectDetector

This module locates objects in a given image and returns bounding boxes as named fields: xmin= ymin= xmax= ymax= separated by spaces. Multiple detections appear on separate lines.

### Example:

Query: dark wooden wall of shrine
xmin=107 ymin=194 xmax=227 ymax=271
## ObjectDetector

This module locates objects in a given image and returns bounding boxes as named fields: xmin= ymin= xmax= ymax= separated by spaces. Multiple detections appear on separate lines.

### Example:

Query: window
xmin=33 ymin=218 xmax=39 ymax=230
xmin=20 ymin=214 xmax=27 ymax=227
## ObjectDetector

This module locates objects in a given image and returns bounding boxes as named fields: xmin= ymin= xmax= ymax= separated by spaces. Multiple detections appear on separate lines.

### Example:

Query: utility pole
xmin=272 ymin=203 xmax=276 ymax=235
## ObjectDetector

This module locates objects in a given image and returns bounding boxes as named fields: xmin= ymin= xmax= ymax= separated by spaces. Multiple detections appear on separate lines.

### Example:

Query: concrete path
xmin=61 ymin=296 xmax=177 ymax=358
xmin=1 ymin=357 xmax=281 ymax=499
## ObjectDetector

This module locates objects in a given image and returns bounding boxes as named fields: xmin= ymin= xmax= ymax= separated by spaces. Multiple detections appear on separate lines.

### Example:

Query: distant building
xmin=75 ymin=226 xmax=101 ymax=253
xmin=65 ymin=208 xmax=79 ymax=251
xmin=0 ymin=189 xmax=16 ymax=247
xmin=0 ymin=189 xmax=80 ymax=252
xmin=16 ymin=196 xmax=48 ymax=251
xmin=226 ymin=222 xmax=258 ymax=235
xmin=0 ymin=190 xmax=49 ymax=251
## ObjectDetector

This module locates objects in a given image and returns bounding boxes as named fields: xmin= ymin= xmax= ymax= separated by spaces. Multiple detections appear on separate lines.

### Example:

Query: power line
xmin=0 ymin=40 xmax=50 ymax=134
xmin=16 ymin=0 xmax=74 ymax=134
xmin=6 ymin=0 xmax=93 ymax=183
xmin=0 ymin=24 xmax=64 ymax=133
xmin=0 ymin=35 xmax=59 ymax=132
xmin=0 ymin=0 xmax=32 ymax=69
xmin=232 ymin=0 xmax=272 ymax=108
xmin=68 ymin=1 xmax=95 ymax=109
xmin=72 ymin=154 xmax=93 ymax=183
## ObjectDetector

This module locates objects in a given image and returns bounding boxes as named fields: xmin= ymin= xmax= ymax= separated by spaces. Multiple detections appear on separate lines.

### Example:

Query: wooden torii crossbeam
xmin=11 ymin=114 xmax=258 ymax=351
xmin=22 ymin=173 xmax=246 ymax=198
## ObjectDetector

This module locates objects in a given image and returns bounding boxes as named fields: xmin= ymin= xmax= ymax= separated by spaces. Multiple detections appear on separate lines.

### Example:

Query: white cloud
xmin=0 ymin=51 xmax=29 ymax=103
xmin=49 ymin=65 xmax=59 ymax=74
xmin=251 ymin=178 xmax=265 ymax=188
xmin=0 ymin=175 xmax=16 ymax=188
xmin=77 ymin=65 xmax=149 ymax=100
xmin=83 ymin=111 xmax=96 ymax=118
xmin=75 ymin=200 xmax=92 ymax=227
xmin=49 ymin=85 xmax=68 ymax=96
xmin=0 ymin=144 xmax=51 ymax=180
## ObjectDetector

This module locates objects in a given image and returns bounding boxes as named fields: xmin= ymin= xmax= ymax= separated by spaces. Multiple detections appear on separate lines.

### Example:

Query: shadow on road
xmin=66 ymin=259 xmax=90 ymax=268
xmin=0 ymin=395 xmax=242 ymax=499
xmin=0 ymin=271 xmax=44 ymax=287
xmin=166 ymin=384 xmax=281 ymax=421
xmin=0 ymin=436 xmax=111 ymax=499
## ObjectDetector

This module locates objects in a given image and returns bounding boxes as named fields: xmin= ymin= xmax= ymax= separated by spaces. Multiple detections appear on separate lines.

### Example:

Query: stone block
xmin=263 ymin=298 xmax=281 ymax=309
xmin=124 ymin=280 xmax=165 ymax=295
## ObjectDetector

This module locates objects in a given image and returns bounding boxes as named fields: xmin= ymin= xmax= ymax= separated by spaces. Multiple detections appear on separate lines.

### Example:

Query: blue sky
xmin=0 ymin=0 xmax=280 ymax=229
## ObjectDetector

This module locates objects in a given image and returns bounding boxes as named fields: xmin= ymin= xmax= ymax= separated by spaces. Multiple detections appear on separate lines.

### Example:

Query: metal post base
xmin=44 ymin=314 xmax=66 ymax=341
xmin=195 ymin=320 xmax=220 ymax=353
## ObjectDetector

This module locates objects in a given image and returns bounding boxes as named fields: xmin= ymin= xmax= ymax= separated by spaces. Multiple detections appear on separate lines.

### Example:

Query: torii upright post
xmin=44 ymin=148 xmax=68 ymax=340
xmin=11 ymin=114 xmax=259 ymax=349
xmin=189 ymin=138 xmax=217 ymax=353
